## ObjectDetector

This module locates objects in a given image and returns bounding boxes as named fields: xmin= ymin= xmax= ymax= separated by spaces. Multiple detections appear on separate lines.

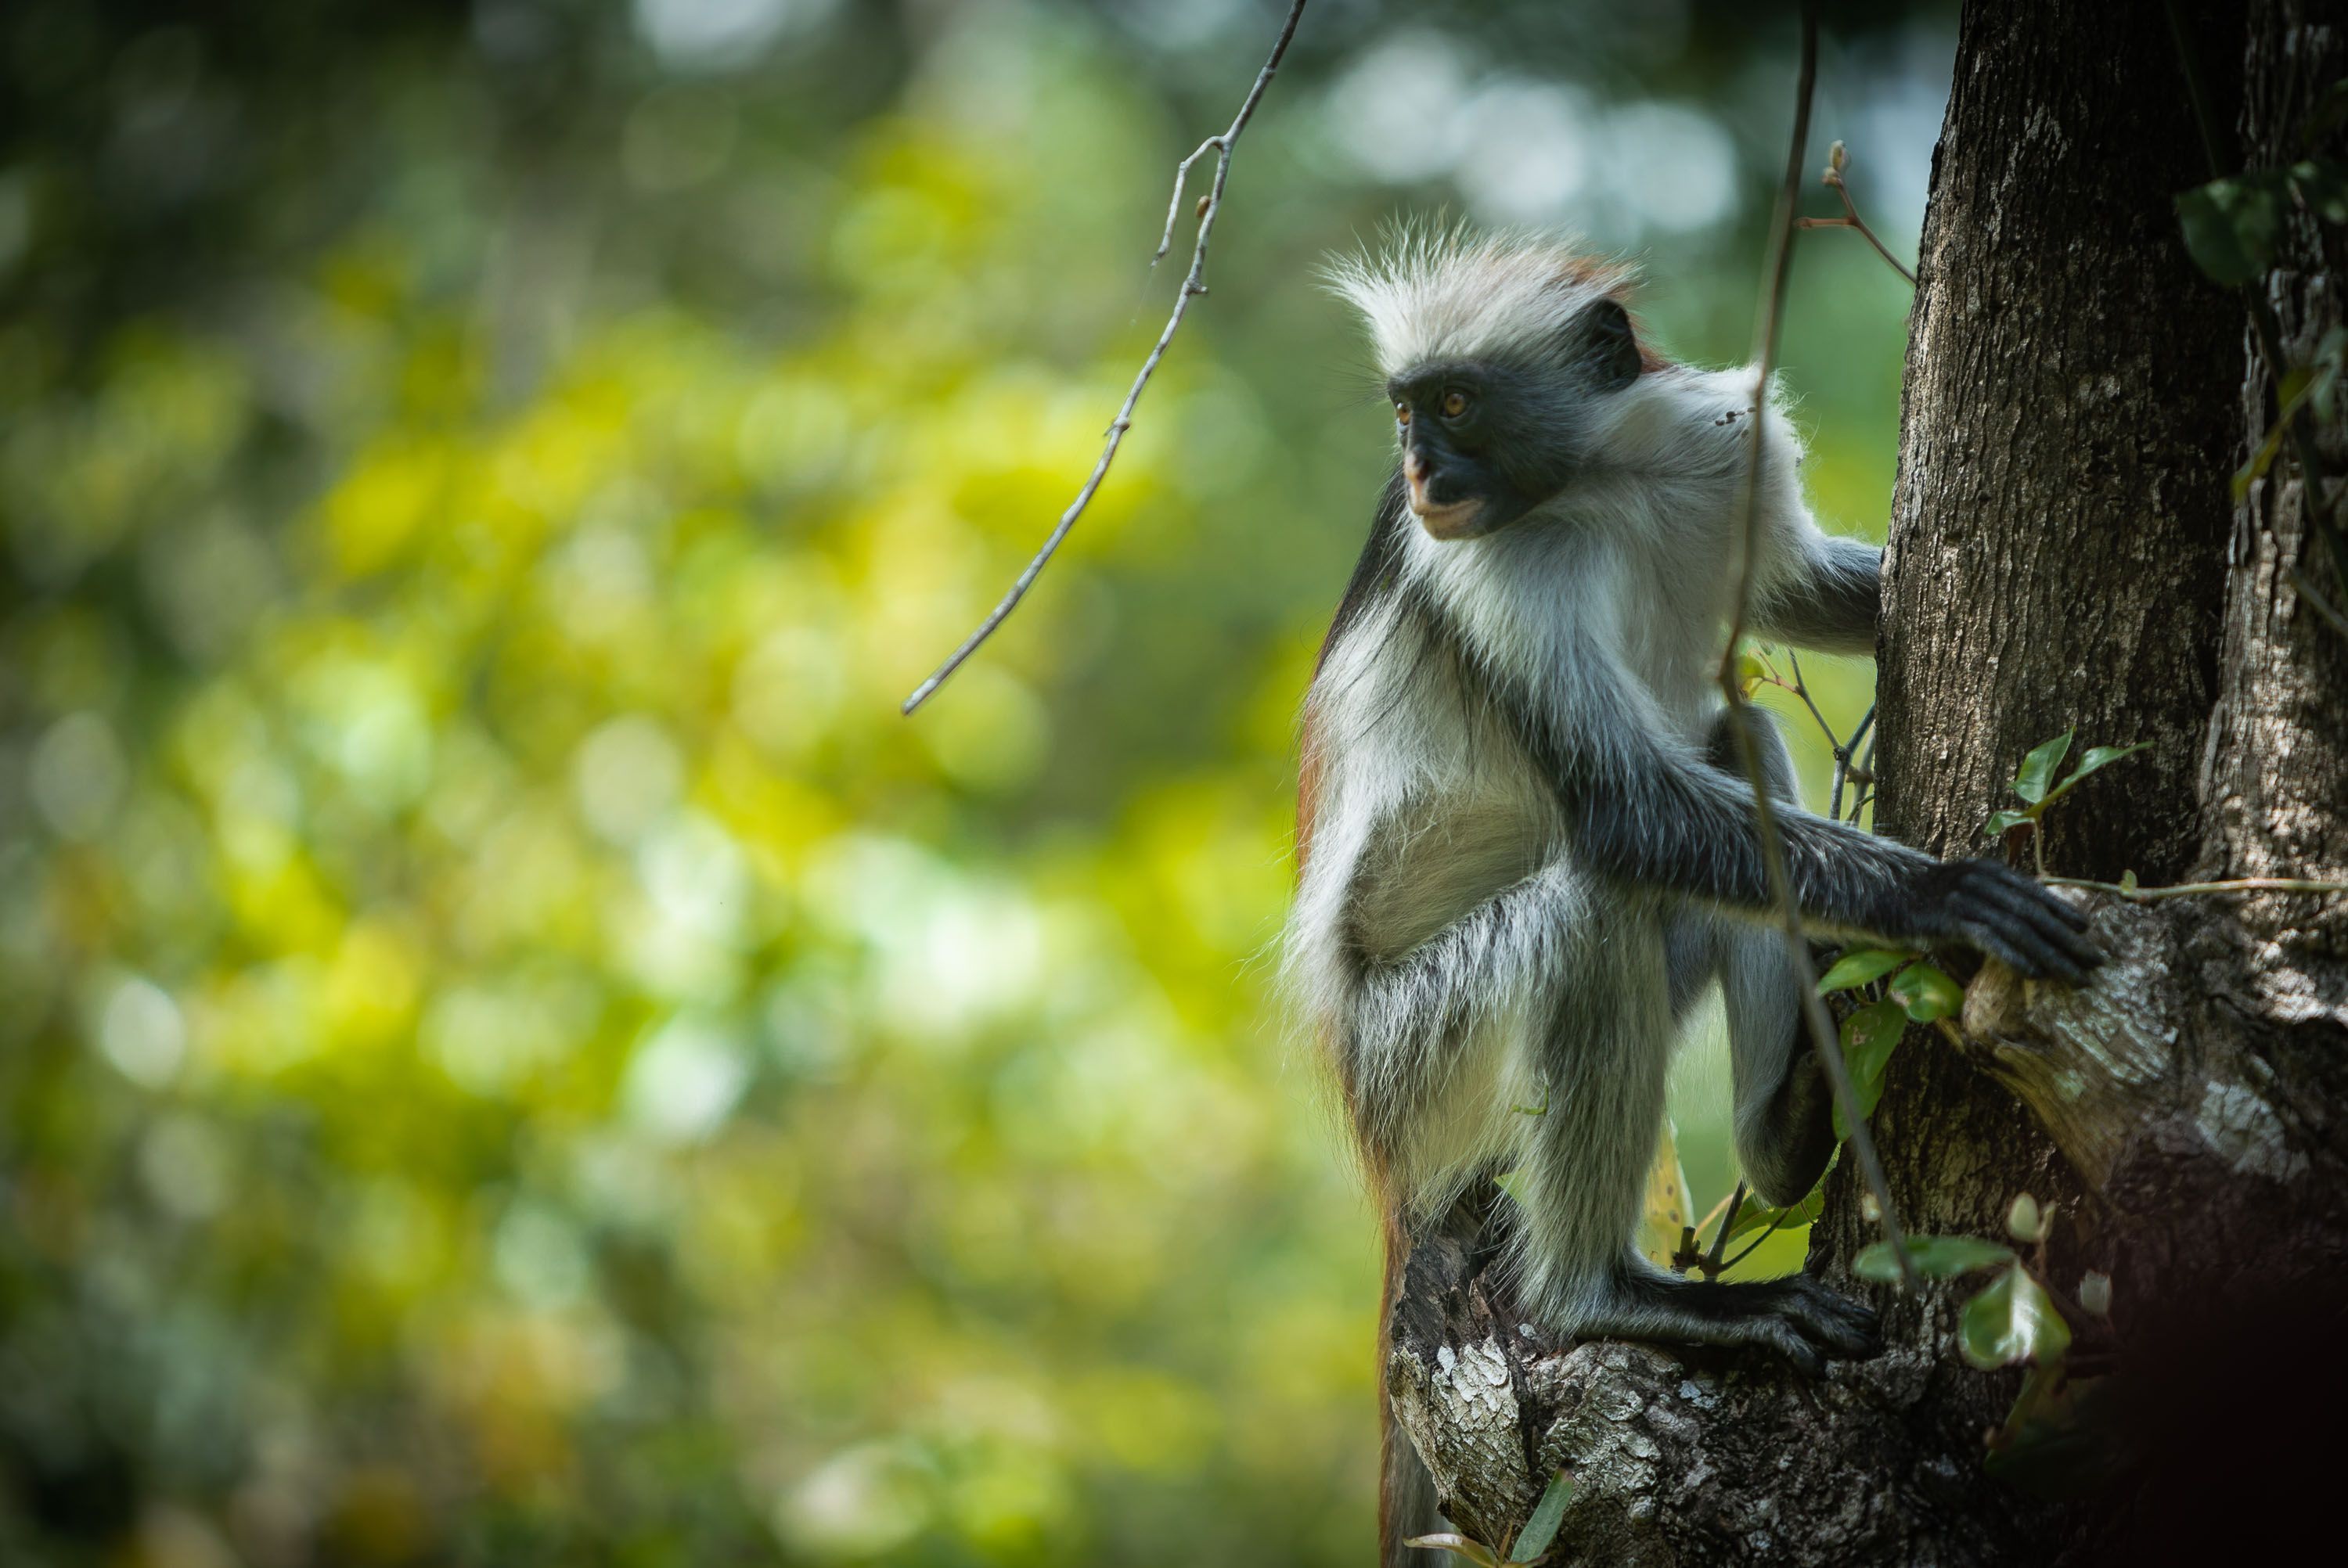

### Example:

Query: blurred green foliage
xmin=0 ymin=2 xmax=1946 ymax=1563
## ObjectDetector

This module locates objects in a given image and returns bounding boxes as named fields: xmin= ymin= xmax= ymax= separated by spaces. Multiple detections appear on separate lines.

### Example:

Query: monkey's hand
xmin=1905 ymin=858 xmax=2101 ymax=984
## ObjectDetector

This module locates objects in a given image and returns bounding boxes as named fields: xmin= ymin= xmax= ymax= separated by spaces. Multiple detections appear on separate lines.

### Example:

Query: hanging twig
xmin=1794 ymin=142 xmax=1918 ymax=286
xmin=901 ymin=0 xmax=1311 ymax=715
xmin=1714 ymin=1 xmax=1917 ymax=1290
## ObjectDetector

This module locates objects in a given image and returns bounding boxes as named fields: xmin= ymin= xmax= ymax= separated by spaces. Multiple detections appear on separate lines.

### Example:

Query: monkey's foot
xmin=1580 ymin=1268 xmax=1883 ymax=1379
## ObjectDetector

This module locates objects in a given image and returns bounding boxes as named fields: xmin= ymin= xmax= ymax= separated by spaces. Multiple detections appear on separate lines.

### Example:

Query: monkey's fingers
xmin=1970 ymin=861 xmax=2094 ymax=935
xmin=1965 ymin=872 xmax=2104 ymax=971
xmin=1952 ymin=899 xmax=2091 ymax=984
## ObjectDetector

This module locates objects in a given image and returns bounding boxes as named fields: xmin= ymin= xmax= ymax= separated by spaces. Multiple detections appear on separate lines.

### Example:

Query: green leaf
xmin=1815 ymin=947 xmax=1911 ymax=995
xmin=1983 ymin=807 xmax=2037 ymax=840
xmin=1408 ymin=1534 xmax=1503 ymax=1567
xmin=2235 ymin=415 xmax=2292 ymax=501
xmin=2058 ymin=740 xmax=2149 ymax=791
xmin=2118 ymin=869 xmax=2138 ymax=894
xmin=2299 ymin=80 xmax=2348 ymax=153
xmin=1508 ymin=1470 xmax=1575 ymax=1563
xmin=2177 ymin=175 xmax=2285 ymax=287
xmin=1720 ymin=1180 xmax=1828 ymax=1246
xmin=1983 ymin=1371 xmax=2134 ymax=1500
xmin=1494 ymin=1169 xmax=1526 ymax=1206
xmin=1853 ymin=1233 xmax=2016 ymax=1283
xmin=1889 ymin=962 xmax=1964 ymax=1023
xmin=1831 ymin=999 xmax=1907 ymax=1140
xmin=2233 ymin=359 xmax=2339 ymax=501
xmin=2005 ymin=1192 xmax=2047 ymax=1243
xmin=2289 ymin=158 xmax=2348 ymax=224
xmin=1960 ymin=1264 xmax=2073 ymax=1370
xmin=2011 ymin=731 xmax=2073 ymax=805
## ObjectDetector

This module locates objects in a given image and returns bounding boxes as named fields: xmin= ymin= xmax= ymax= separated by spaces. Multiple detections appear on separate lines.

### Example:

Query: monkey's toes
xmin=1752 ymin=1318 xmax=1828 ymax=1379
xmin=1780 ymin=1275 xmax=1883 ymax=1360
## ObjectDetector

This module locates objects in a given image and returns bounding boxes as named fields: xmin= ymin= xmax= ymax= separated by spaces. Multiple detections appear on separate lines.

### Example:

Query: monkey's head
xmin=1329 ymin=228 xmax=1652 ymax=541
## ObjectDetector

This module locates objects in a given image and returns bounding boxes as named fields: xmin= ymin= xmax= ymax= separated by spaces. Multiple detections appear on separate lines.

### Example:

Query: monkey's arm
xmin=1749 ymin=532 xmax=1881 ymax=656
xmin=1505 ymin=632 xmax=2099 ymax=980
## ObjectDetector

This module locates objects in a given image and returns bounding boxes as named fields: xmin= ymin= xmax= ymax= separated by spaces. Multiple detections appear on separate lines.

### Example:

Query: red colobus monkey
xmin=1283 ymin=232 xmax=2098 ymax=1564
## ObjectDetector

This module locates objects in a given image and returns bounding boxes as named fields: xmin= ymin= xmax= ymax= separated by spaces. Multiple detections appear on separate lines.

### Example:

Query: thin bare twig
xmin=1689 ymin=1184 xmax=1741 ymax=1246
xmin=2046 ymin=875 xmax=2348 ymax=903
xmin=1703 ymin=1179 xmax=1749 ymax=1277
xmin=1783 ymin=649 xmax=1839 ymax=750
xmin=1831 ymin=702 xmax=1877 ymax=819
xmin=1721 ymin=1201 xmax=1796 ymax=1272
xmin=2292 ymin=567 xmax=2348 ymax=636
xmin=1847 ymin=729 xmax=1878 ymax=825
xmin=1715 ymin=3 xmax=1916 ymax=1289
xmin=901 ymin=0 xmax=1310 ymax=714
xmin=1794 ymin=142 xmax=1918 ymax=286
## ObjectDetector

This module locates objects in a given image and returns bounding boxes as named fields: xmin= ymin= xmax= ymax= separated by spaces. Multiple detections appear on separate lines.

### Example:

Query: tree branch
xmin=900 ymin=0 xmax=1309 ymax=715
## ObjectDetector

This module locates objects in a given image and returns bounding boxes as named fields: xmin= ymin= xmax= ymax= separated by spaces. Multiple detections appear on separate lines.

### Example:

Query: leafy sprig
xmin=1982 ymin=730 xmax=2148 ymax=873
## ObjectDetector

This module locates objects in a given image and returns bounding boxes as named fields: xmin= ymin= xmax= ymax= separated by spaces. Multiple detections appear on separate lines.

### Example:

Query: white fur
xmin=1323 ymin=221 xmax=1636 ymax=379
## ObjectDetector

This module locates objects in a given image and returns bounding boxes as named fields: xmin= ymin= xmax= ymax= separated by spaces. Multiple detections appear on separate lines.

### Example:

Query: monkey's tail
xmin=1377 ymin=1213 xmax=1442 ymax=1568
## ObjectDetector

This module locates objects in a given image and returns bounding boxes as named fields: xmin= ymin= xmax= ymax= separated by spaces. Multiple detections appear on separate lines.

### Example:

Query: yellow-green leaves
xmin=1640 ymin=1120 xmax=1693 ymax=1268
xmin=1720 ymin=1181 xmax=1828 ymax=1247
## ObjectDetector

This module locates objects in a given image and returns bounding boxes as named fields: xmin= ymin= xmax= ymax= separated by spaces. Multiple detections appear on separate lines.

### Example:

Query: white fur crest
xmin=1322 ymin=223 xmax=1637 ymax=377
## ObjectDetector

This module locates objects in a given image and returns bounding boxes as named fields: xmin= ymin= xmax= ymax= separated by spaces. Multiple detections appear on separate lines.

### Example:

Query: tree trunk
xmin=1385 ymin=2 xmax=2348 ymax=1561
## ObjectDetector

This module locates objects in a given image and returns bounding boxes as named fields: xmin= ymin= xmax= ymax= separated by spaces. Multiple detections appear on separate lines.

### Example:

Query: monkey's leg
xmin=1513 ymin=882 xmax=1879 ymax=1376
xmin=1719 ymin=923 xmax=1836 ymax=1207
xmin=1695 ymin=702 xmax=1836 ymax=1206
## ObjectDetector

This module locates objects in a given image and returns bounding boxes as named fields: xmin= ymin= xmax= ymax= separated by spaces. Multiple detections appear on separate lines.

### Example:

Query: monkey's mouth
xmin=1410 ymin=496 xmax=1487 ymax=540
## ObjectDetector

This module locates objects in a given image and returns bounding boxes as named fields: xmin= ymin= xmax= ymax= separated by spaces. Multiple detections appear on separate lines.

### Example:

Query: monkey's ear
xmin=1582 ymin=299 xmax=1642 ymax=390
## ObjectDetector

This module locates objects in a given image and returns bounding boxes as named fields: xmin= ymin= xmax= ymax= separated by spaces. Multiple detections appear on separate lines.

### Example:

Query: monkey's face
xmin=1387 ymin=298 xmax=1644 ymax=542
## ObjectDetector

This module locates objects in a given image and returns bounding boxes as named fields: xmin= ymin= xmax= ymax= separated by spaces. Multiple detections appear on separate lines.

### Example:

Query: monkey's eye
xmin=1394 ymin=402 xmax=1411 ymax=424
xmin=1440 ymin=388 xmax=1471 ymax=419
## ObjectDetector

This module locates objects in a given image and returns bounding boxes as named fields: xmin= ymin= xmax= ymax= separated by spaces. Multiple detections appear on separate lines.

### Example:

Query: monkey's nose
xmin=1403 ymin=455 xmax=1437 ymax=510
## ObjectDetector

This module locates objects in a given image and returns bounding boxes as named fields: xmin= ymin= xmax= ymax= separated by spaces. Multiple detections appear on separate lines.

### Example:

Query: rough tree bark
xmin=1385 ymin=2 xmax=2347 ymax=1562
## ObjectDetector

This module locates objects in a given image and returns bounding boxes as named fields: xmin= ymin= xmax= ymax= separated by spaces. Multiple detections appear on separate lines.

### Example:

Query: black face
xmin=1388 ymin=297 xmax=1644 ymax=541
